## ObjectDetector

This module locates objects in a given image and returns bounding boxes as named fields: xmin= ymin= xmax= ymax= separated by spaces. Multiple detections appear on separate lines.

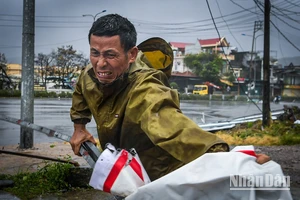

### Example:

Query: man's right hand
xmin=70 ymin=123 xmax=97 ymax=156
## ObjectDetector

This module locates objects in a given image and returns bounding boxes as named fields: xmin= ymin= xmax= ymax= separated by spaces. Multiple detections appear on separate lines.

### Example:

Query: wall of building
xmin=6 ymin=64 xmax=22 ymax=76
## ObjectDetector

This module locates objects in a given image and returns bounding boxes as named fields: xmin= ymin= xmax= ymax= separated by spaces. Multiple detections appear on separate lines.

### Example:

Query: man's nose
xmin=96 ymin=56 xmax=107 ymax=67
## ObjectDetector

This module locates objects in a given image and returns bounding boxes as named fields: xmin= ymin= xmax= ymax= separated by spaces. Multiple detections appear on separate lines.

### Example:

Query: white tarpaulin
xmin=126 ymin=146 xmax=292 ymax=200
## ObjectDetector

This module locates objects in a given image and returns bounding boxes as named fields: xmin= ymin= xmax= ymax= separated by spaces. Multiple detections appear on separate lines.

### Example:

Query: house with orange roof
xmin=169 ymin=42 xmax=202 ymax=92
xmin=198 ymin=37 xmax=229 ymax=54
xmin=168 ymin=38 xmax=237 ymax=92
xmin=169 ymin=42 xmax=194 ymax=73
xmin=169 ymin=42 xmax=194 ymax=55
xmin=189 ymin=37 xmax=236 ymax=80
xmin=169 ymin=38 xmax=234 ymax=73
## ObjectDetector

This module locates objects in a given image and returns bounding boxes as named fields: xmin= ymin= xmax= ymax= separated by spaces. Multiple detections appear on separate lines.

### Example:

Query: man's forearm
xmin=72 ymin=118 xmax=90 ymax=124
xmin=74 ymin=123 xmax=86 ymax=129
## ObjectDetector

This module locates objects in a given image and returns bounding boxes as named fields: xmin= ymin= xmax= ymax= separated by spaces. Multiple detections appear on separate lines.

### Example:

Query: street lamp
xmin=82 ymin=10 xmax=107 ymax=21
xmin=241 ymin=33 xmax=263 ymax=53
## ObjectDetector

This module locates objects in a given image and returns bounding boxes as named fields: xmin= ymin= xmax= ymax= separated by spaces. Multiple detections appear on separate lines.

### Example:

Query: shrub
xmin=2 ymin=162 xmax=73 ymax=200
xmin=280 ymin=134 xmax=300 ymax=145
xmin=0 ymin=90 xmax=21 ymax=97
xmin=216 ymin=120 xmax=300 ymax=146
xmin=170 ymin=82 xmax=179 ymax=89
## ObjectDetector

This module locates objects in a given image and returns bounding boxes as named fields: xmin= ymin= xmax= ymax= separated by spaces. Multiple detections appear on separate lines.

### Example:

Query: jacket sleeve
xmin=70 ymin=71 xmax=92 ymax=124
xmin=127 ymin=71 xmax=228 ymax=164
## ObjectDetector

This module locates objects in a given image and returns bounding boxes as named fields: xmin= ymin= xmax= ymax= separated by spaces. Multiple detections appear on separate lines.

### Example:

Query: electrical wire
xmin=254 ymin=0 xmax=300 ymax=52
xmin=0 ymin=37 xmax=86 ymax=49
xmin=1 ymin=1 xmax=299 ymax=66
xmin=274 ymin=18 xmax=288 ymax=66
xmin=229 ymin=0 xmax=260 ymax=15
xmin=285 ymin=0 xmax=300 ymax=7
xmin=206 ymin=0 xmax=263 ymax=113
xmin=215 ymin=0 xmax=244 ymax=51
xmin=271 ymin=4 xmax=300 ymax=23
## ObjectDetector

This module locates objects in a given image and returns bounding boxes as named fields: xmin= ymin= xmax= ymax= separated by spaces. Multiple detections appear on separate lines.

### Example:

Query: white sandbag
xmin=89 ymin=143 xmax=151 ymax=197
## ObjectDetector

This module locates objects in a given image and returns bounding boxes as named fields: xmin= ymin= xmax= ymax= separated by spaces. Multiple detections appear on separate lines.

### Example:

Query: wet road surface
xmin=1 ymin=97 xmax=299 ymax=146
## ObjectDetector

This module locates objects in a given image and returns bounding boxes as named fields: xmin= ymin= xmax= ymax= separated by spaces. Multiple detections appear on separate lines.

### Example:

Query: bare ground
xmin=254 ymin=145 xmax=300 ymax=199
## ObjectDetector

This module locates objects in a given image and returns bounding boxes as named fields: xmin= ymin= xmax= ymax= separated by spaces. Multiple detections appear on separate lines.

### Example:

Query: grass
xmin=216 ymin=120 xmax=300 ymax=146
xmin=0 ymin=90 xmax=73 ymax=98
xmin=0 ymin=162 xmax=73 ymax=200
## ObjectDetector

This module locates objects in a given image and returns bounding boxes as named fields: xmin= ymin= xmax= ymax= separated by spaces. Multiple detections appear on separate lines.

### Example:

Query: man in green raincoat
xmin=70 ymin=14 xmax=269 ymax=181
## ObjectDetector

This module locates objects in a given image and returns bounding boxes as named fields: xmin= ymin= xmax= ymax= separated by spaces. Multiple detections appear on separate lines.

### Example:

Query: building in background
xmin=169 ymin=42 xmax=200 ymax=92
xmin=169 ymin=38 xmax=235 ymax=93
xmin=273 ymin=63 xmax=300 ymax=97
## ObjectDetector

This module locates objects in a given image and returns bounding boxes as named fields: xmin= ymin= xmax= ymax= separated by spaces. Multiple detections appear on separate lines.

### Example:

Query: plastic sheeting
xmin=126 ymin=148 xmax=292 ymax=200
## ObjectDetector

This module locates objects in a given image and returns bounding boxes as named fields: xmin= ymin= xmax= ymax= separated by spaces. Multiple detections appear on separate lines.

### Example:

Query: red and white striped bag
xmin=89 ymin=143 xmax=151 ymax=197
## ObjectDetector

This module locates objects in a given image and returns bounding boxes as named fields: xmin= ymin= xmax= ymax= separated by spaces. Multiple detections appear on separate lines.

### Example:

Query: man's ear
xmin=128 ymin=46 xmax=138 ymax=63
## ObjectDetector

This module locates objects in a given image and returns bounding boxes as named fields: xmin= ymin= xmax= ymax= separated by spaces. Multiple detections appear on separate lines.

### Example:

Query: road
xmin=0 ymin=97 xmax=299 ymax=146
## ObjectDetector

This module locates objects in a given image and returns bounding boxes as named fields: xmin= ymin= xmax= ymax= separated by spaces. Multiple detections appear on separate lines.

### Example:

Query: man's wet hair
xmin=88 ymin=14 xmax=137 ymax=52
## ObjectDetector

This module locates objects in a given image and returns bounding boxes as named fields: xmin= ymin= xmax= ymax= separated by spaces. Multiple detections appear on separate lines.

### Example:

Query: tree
xmin=228 ymin=73 xmax=236 ymax=83
xmin=184 ymin=53 xmax=223 ymax=84
xmin=54 ymin=45 xmax=85 ymax=86
xmin=0 ymin=52 xmax=7 ymax=64
xmin=0 ymin=53 xmax=14 ymax=90
xmin=34 ymin=52 xmax=55 ymax=89
xmin=222 ymin=72 xmax=236 ymax=83
xmin=80 ymin=58 xmax=90 ymax=69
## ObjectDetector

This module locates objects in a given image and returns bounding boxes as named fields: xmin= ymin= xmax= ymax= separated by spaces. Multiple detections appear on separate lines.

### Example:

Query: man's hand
xmin=256 ymin=153 xmax=271 ymax=164
xmin=70 ymin=123 xmax=97 ymax=156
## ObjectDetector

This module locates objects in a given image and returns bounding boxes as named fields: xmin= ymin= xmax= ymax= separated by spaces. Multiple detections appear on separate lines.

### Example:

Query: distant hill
xmin=277 ymin=56 xmax=300 ymax=67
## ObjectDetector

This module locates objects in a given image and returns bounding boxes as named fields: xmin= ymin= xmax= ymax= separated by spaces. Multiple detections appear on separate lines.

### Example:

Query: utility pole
xmin=249 ymin=21 xmax=263 ymax=92
xmin=20 ymin=0 xmax=35 ymax=148
xmin=262 ymin=0 xmax=271 ymax=127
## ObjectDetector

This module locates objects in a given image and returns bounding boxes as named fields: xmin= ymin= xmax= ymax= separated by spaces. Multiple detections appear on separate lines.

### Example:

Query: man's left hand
xmin=256 ymin=153 xmax=271 ymax=164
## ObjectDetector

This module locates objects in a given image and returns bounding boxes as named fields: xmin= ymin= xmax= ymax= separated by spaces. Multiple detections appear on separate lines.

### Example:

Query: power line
xmin=215 ymin=0 xmax=244 ymax=51
xmin=0 ymin=14 xmax=85 ymax=18
xmin=0 ymin=18 xmax=94 ymax=24
xmin=270 ymin=21 xmax=300 ymax=52
xmin=254 ymin=0 xmax=300 ymax=52
xmin=229 ymin=0 xmax=260 ymax=15
xmin=206 ymin=0 xmax=262 ymax=113
xmin=0 ymin=37 xmax=87 ymax=49
xmin=0 ymin=24 xmax=90 ymax=29
xmin=274 ymin=18 xmax=287 ymax=65
xmin=285 ymin=0 xmax=300 ymax=7
xmin=271 ymin=4 xmax=300 ymax=22
xmin=129 ymin=9 xmax=257 ymax=26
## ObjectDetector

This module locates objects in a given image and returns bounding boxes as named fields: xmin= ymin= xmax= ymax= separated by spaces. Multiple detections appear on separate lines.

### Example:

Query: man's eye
xmin=104 ymin=52 xmax=117 ymax=59
xmin=91 ymin=51 xmax=100 ymax=57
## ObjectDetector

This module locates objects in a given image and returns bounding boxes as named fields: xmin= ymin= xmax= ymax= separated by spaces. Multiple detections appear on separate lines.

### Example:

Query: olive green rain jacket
xmin=70 ymin=37 xmax=228 ymax=181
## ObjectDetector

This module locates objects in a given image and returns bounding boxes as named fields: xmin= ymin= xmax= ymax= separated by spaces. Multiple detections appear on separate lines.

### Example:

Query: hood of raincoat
xmin=137 ymin=37 xmax=174 ymax=79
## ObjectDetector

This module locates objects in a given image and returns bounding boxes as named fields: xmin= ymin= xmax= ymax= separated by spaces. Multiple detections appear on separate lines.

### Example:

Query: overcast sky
xmin=0 ymin=0 xmax=299 ymax=65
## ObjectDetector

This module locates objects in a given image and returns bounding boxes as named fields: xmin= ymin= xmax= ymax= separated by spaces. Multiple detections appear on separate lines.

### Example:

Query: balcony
xmin=220 ymin=54 xmax=235 ymax=61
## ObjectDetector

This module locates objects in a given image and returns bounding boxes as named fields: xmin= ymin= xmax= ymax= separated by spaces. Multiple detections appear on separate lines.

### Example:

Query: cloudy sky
xmin=0 ymin=0 xmax=299 ymax=65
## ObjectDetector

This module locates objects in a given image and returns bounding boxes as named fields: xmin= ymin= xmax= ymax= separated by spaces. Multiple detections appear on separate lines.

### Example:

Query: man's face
xmin=89 ymin=35 xmax=137 ymax=84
